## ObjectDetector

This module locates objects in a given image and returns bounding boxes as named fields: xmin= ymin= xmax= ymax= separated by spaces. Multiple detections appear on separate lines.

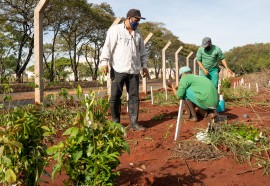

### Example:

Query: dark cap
xmin=201 ymin=37 xmax=212 ymax=48
xmin=127 ymin=9 xmax=145 ymax=19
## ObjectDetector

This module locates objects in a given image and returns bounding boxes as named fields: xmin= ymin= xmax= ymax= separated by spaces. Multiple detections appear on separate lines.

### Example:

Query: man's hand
xmin=166 ymin=79 xmax=173 ymax=88
xmin=142 ymin=68 xmax=150 ymax=79
xmin=203 ymin=69 xmax=209 ymax=76
xmin=100 ymin=65 xmax=109 ymax=75
xmin=226 ymin=68 xmax=234 ymax=75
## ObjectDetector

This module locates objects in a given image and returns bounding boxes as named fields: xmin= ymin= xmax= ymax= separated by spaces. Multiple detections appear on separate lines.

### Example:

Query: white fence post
xmin=186 ymin=52 xmax=193 ymax=68
xmin=142 ymin=32 xmax=153 ymax=93
xmin=34 ymin=0 xmax=50 ymax=104
xmin=162 ymin=41 xmax=171 ymax=89
xmin=175 ymin=46 xmax=183 ymax=87
xmin=193 ymin=57 xmax=197 ymax=75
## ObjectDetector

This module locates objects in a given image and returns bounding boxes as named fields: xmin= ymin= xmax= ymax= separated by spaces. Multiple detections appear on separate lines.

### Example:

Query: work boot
xmin=129 ymin=123 xmax=146 ymax=131
xmin=128 ymin=99 xmax=139 ymax=126
xmin=110 ymin=99 xmax=121 ymax=123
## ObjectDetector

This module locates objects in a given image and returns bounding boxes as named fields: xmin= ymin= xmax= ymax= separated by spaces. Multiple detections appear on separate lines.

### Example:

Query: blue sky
xmin=90 ymin=0 xmax=270 ymax=52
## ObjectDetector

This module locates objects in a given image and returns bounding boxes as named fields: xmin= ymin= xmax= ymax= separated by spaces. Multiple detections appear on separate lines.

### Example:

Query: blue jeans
xmin=110 ymin=69 xmax=140 ymax=125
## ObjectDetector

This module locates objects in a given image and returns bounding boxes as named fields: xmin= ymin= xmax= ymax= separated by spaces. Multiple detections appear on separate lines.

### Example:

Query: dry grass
xmin=168 ymin=140 xmax=223 ymax=161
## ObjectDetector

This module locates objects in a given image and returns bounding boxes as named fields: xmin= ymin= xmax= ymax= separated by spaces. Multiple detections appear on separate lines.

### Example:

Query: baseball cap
xmin=201 ymin=37 xmax=212 ymax=48
xmin=179 ymin=66 xmax=192 ymax=75
xmin=127 ymin=9 xmax=145 ymax=19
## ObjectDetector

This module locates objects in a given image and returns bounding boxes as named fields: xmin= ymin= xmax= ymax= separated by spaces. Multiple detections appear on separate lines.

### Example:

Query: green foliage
xmin=47 ymin=90 xmax=129 ymax=185
xmin=221 ymin=78 xmax=231 ymax=89
xmin=152 ymin=113 xmax=165 ymax=121
xmin=222 ymin=86 xmax=256 ymax=107
xmin=1 ymin=83 xmax=13 ymax=109
xmin=58 ymin=88 xmax=69 ymax=99
xmin=146 ymin=91 xmax=179 ymax=106
xmin=0 ymin=105 xmax=48 ymax=185
xmin=139 ymin=22 xmax=198 ymax=79
xmin=77 ymin=63 xmax=93 ymax=80
xmin=207 ymin=122 xmax=270 ymax=174
xmin=27 ymin=57 xmax=73 ymax=81
xmin=229 ymin=123 xmax=261 ymax=142
xmin=225 ymin=43 xmax=270 ymax=75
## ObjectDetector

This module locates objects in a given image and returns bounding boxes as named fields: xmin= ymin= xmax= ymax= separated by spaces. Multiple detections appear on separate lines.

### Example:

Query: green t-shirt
xmin=196 ymin=45 xmax=225 ymax=70
xmin=176 ymin=74 xmax=219 ymax=108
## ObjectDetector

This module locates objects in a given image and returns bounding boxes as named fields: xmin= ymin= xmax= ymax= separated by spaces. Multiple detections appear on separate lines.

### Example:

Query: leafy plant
xmin=0 ymin=105 xmax=49 ymax=185
xmin=58 ymin=88 xmax=69 ymax=99
xmin=221 ymin=78 xmax=231 ymax=89
xmin=1 ymin=83 xmax=13 ymax=109
xmin=47 ymin=91 xmax=129 ymax=185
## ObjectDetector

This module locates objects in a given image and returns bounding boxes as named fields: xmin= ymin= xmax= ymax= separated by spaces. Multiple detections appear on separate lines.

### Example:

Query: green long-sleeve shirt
xmin=176 ymin=74 xmax=219 ymax=109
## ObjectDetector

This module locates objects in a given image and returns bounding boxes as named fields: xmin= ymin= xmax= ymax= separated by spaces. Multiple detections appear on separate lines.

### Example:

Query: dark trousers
xmin=110 ymin=69 xmax=139 ymax=125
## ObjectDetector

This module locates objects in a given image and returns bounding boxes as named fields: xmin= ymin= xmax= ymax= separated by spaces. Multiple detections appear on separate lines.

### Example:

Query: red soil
xmin=40 ymin=88 xmax=270 ymax=186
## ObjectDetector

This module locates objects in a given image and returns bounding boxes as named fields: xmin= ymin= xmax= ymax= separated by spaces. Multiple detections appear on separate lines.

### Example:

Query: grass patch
xmin=145 ymin=91 xmax=178 ymax=106
xmin=222 ymin=86 xmax=257 ymax=107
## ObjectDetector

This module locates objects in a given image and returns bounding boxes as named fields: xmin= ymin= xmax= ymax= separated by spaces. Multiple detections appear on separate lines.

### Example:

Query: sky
xmin=89 ymin=0 xmax=270 ymax=52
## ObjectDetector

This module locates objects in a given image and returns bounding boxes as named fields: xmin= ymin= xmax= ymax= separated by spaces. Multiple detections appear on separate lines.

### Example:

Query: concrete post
xmin=186 ymin=52 xmax=193 ymax=68
xmin=142 ymin=32 xmax=153 ymax=93
xmin=193 ymin=57 xmax=197 ymax=75
xmin=162 ymin=41 xmax=171 ymax=89
xmin=34 ymin=0 xmax=50 ymax=104
xmin=175 ymin=46 xmax=183 ymax=86
xmin=106 ymin=17 xmax=122 ymax=96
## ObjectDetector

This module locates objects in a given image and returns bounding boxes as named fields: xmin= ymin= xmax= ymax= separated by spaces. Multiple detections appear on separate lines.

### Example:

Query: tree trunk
xmin=16 ymin=73 xmax=22 ymax=83
xmin=74 ymin=68 xmax=79 ymax=81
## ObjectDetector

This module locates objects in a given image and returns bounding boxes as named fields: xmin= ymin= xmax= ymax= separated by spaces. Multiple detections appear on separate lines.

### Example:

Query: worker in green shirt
xmin=196 ymin=37 xmax=233 ymax=88
xmin=167 ymin=66 xmax=218 ymax=122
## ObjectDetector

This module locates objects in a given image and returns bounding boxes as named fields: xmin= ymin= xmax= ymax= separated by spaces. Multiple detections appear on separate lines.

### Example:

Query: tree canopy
xmin=225 ymin=43 xmax=270 ymax=75
xmin=0 ymin=1 xmax=269 ymax=83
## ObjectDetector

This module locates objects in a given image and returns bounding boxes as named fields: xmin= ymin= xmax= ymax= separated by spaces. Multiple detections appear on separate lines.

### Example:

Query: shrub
xmin=221 ymin=78 xmax=231 ymax=89
xmin=0 ymin=105 xmax=48 ymax=185
xmin=47 ymin=91 xmax=129 ymax=185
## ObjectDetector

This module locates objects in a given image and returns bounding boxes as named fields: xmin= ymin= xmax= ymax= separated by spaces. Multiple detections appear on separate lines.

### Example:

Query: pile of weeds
xmin=169 ymin=140 xmax=223 ymax=161
xmin=170 ymin=122 xmax=270 ymax=174
xmin=207 ymin=122 xmax=270 ymax=174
